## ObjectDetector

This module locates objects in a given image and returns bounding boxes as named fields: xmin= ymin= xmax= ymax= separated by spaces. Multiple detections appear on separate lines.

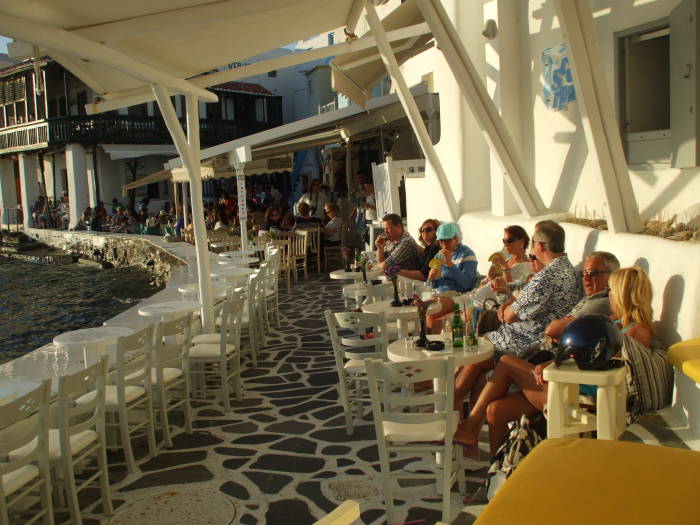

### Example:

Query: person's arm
xmin=544 ymin=316 xmax=575 ymax=341
xmin=624 ymin=323 xmax=653 ymax=348
xmin=398 ymin=269 xmax=426 ymax=281
xmin=375 ymin=235 xmax=387 ymax=267
xmin=442 ymin=258 xmax=477 ymax=291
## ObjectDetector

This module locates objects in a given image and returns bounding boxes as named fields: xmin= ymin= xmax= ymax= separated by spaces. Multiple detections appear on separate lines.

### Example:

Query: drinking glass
xmin=442 ymin=314 xmax=453 ymax=347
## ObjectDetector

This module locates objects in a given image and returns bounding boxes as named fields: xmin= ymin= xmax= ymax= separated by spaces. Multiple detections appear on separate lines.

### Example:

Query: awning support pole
xmin=153 ymin=85 xmax=214 ymax=332
xmin=415 ymin=0 xmax=544 ymax=218
xmin=231 ymin=146 xmax=251 ymax=248
xmin=553 ymin=0 xmax=641 ymax=233
xmin=183 ymin=182 xmax=190 ymax=231
xmin=345 ymin=141 xmax=352 ymax=196
xmin=364 ymin=0 xmax=458 ymax=221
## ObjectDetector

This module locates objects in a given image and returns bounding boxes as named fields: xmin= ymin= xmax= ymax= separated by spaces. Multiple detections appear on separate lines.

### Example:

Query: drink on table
xmin=452 ymin=303 xmax=464 ymax=348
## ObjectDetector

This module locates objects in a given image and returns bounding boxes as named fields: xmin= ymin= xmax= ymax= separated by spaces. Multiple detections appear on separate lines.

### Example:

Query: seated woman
xmin=425 ymin=222 xmax=478 ymax=333
xmin=453 ymin=265 xmax=654 ymax=457
xmin=397 ymin=218 xmax=441 ymax=281
xmin=473 ymin=226 xmax=531 ymax=304
xmin=322 ymin=203 xmax=342 ymax=246
xmin=294 ymin=202 xmax=323 ymax=230
xmin=260 ymin=206 xmax=283 ymax=234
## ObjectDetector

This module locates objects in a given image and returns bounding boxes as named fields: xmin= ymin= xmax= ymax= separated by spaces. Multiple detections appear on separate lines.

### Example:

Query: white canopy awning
xmin=0 ymin=0 xmax=363 ymax=106
xmin=101 ymin=144 xmax=178 ymax=160
xmin=332 ymin=0 xmax=433 ymax=107
xmin=166 ymin=84 xmax=438 ymax=173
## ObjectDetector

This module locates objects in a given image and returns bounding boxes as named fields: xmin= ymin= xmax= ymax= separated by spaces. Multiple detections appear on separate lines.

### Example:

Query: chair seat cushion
xmin=75 ymin=385 xmax=145 ymax=407
xmin=189 ymin=343 xmax=237 ymax=358
xmin=2 ymin=464 xmax=39 ymax=496
xmin=9 ymin=429 xmax=98 ymax=462
xmin=151 ymin=367 xmax=183 ymax=384
xmin=192 ymin=333 xmax=222 ymax=344
xmin=383 ymin=412 xmax=459 ymax=443
xmin=344 ymin=359 xmax=366 ymax=374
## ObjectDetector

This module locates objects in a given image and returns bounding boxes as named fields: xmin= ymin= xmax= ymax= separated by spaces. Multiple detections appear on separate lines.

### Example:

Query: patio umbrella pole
xmin=236 ymin=173 xmax=248 ymax=247
xmin=153 ymin=86 xmax=215 ymax=332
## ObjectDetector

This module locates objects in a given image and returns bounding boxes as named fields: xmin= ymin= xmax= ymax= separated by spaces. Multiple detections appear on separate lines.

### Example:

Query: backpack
xmin=485 ymin=412 xmax=547 ymax=501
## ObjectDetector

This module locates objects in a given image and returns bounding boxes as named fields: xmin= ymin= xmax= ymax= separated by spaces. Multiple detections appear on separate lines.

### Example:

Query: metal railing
xmin=0 ymin=115 xmax=275 ymax=154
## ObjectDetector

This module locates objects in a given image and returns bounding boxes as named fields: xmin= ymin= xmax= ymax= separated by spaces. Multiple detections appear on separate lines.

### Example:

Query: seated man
xmin=426 ymin=222 xmax=478 ymax=332
xmin=375 ymin=213 xmax=421 ymax=271
xmin=322 ymin=203 xmax=342 ymax=246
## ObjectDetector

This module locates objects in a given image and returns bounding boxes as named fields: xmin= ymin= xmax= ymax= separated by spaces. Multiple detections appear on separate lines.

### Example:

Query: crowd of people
xmin=370 ymin=214 xmax=670 ymax=464
xmin=28 ymin=175 xmax=377 ymax=245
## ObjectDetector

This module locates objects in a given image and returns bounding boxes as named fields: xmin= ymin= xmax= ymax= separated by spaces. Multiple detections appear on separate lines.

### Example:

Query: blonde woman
xmin=607 ymin=266 xmax=653 ymax=348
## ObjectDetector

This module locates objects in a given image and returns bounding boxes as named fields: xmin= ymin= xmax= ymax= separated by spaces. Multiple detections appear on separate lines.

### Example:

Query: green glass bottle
xmin=452 ymin=303 xmax=464 ymax=347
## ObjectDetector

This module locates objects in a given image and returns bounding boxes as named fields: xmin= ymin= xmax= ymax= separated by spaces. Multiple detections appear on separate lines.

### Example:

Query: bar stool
xmin=543 ymin=360 xmax=628 ymax=440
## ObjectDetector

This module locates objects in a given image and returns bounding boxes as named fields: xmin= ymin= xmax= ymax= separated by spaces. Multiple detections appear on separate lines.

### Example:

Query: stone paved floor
xmin=72 ymin=272 xmax=696 ymax=525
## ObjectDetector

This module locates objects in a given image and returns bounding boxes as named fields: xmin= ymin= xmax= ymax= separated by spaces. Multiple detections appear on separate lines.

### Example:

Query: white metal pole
xmin=152 ymin=85 xmax=214 ymax=331
xmin=237 ymin=173 xmax=248 ymax=247
xmin=183 ymin=182 xmax=190 ymax=231
xmin=364 ymin=1 xmax=458 ymax=221
xmin=345 ymin=142 xmax=352 ymax=196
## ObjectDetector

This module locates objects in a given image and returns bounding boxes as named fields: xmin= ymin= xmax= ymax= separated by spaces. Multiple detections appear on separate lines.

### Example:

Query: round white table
xmin=210 ymin=267 xmax=255 ymax=279
xmin=138 ymin=300 xmax=201 ymax=320
xmin=178 ymin=282 xmax=228 ymax=299
xmin=387 ymin=334 xmax=494 ymax=365
xmin=362 ymin=299 xmax=441 ymax=339
xmin=218 ymin=256 xmax=259 ymax=266
xmin=219 ymin=249 xmax=256 ymax=257
xmin=329 ymin=268 xmax=382 ymax=281
xmin=53 ymin=326 xmax=135 ymax=350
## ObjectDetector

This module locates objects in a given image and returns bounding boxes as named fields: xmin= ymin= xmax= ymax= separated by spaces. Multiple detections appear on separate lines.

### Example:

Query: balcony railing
xmin=0 ymin=115 xmax=274 ymax=154
xmin=0 ymin=121 xmax=49 ymax=154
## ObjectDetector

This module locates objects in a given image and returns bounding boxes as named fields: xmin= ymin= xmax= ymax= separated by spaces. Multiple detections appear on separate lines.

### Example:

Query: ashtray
xmin=371 ymin=279 xmax=382 ymax=285
xmin=402 ymin=298 xmax=414 ymax=306
xmin=425 ymin=341 xmax=445 ymax=351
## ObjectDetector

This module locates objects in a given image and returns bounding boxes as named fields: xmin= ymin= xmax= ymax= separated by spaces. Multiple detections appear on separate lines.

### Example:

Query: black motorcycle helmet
xmin=554 ymin=314 xmax=623 ymax=370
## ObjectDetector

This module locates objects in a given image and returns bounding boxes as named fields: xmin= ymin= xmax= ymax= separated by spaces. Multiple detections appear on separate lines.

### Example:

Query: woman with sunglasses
xmin=490 ymin=225 xmax=531 ymax=283
xmin=396 ymin=219 xmax=441 ymax=281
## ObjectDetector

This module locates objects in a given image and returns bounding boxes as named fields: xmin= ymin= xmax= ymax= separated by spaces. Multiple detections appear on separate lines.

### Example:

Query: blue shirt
xmin=431 ymin=243 xmax=478 ymax=293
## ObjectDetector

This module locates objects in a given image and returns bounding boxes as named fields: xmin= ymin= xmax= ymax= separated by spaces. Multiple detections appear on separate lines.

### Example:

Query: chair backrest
xmin=325 ymin=310 xmax=389 ymax=361
xmin=285 ymin=230 xmax=308 ymax=258
xmin=248 ymin=270 xmax=267 ymax=334
xmin=365 ymin=355 xmax=456 ymax=427
xmin=362 ymin=282 xmax=394 ymax=303
xmin=251 ymin=236 xmax=270 ymax=259
xmin=115 ymin=324 xmax=154 ymax=396
xmin=57 ymin=356 xmax=108 ymax=447
xmin=153 ymin=312 xmax=193 ymax=374
xmin=270 ymin=239 xmax=291 ymax=266
xmin=0 ymin=379 xmax=50 ymax=476
xmin=299 ymin=226 xmax=321 ymax=255
xmin=219 ymin=290 xmax=245 ymax=353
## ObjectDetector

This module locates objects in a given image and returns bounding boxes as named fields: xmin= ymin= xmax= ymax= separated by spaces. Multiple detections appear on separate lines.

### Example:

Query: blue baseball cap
xmin=436 ymin=222 xmax=461 ymax=240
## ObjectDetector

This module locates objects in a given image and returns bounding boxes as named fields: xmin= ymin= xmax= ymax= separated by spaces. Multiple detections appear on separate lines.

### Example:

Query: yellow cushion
xmin=474 ymin=438 xmax=700 ymax=525
xmin=668 ymin=338 xmax=700 ymax=382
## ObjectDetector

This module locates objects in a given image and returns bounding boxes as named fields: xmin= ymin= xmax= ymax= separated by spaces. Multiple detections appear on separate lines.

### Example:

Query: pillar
xmin=18 ymin=153 xmax=40 ymax=229
xmin=0 ymin=158 xmax=18 ymax=229
xmin=65 ymin=143 xmax=90 ymax=229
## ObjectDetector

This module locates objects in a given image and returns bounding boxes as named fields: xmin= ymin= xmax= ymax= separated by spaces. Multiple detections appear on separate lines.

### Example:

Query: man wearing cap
xmin=375 ymin=213 xmax=421 ymax=271
xmin=426 ymin=222 xmax=478 ymax=332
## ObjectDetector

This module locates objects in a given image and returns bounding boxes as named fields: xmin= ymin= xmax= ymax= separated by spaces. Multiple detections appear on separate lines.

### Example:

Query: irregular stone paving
xmin=72 ymin=273 xmax=693 ymax=525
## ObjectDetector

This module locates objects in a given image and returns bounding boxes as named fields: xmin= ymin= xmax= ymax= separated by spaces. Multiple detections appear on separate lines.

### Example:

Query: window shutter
xmin=670 ymin=0 xmax=700 ymax=168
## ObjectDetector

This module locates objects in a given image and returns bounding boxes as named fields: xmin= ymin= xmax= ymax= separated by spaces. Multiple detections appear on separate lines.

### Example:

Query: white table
xmin=329 ymin=268 xmax=382 ymax=281
xmin=218 ymin=256 xmax=259 ymax=266
xmin=138 ymin=300 xmax=201 ymax=320
xmin=178 ymin=282 xmax=228 ymax=300
xmin=210 ymin=267 xmax=255 ymax=279
xmin=53 ymin=326 xmax=135 ymax=350
xmin=362 ymin=299 xmax=441 ymax=339
xmin=387 ymin=334 xmax=494 ymax=366
xmin=219 ymin=249 xmax=256 ymax=257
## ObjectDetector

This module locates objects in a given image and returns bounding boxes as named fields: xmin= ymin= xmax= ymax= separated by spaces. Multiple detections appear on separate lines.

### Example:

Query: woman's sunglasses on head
xmin=420 ymin=227 xmax=435 ymax=233
xmin=503 ymin=237 xmax=520 ymax=244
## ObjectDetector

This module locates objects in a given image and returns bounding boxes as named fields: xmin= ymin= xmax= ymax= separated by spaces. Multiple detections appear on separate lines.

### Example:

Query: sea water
xmin=0 ymin=258 xmax=161 ymax=363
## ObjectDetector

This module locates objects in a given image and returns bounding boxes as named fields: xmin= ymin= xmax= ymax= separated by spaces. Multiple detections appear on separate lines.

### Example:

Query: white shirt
xmin=297 ymin=191 xmax=330 ymax=220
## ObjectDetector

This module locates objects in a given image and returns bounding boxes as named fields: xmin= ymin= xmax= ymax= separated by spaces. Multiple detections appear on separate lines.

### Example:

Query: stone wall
xmin=25 ymin=229 xmax=184 ymax=286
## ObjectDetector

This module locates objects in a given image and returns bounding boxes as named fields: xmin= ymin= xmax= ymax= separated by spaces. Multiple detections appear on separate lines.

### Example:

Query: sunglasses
xmin=528 ymin=254 xmax=538 ymax=262
xmin=502 ymin=237 xmax=517 ymax=244
xmin=420 ymin=227 xmax=435 ymax=233
xmin=583 ymin=269 xmax=610 ymax=278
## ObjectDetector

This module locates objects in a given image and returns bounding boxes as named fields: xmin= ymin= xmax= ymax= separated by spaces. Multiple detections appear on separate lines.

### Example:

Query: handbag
xmin=485 ymin=412 xmax=547 ymax=501
xmin=477 ymin=297 xmax=502 ymax=335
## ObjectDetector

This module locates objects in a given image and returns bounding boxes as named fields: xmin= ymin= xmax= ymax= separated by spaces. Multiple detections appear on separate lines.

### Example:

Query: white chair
xmin=285 ymin=230 xmax=309 ymax=281
xmin=190 ymin=292 xmax=245 ymax=411
xmin=313 ymin=500 xmax=360 ymax=525
xmin=543 ymin=360 xmax=628 ymax=440
xmin=50 ymin=357 xmax=111 ymax=525
xmin=261 ymin=252 xmax=281 ymax=328
xmin=0 ymin=379 xmax=53 ymax=525
xmin=325 ymin=310 xmax=388 ymax=435
xmin=239 ymin=270 xmax=266 ymax=365
xmin=365 ymin=355 xmax=465 ymax=524
xmin=270 ymin=239 xmax=292 ymax=292
xmin=77 ymin=325 xmax=157 ymax=474
xmin=152 ymin=313 xmax=194 ymax=449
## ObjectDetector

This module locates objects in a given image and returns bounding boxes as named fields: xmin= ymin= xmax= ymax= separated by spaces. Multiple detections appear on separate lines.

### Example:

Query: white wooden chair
xmin=76 ymin=325 xmax=157 ymax=474
xmin=261 ymin=250 xmax=281 ymax=328
xmin=270 ymin=239 xmax=292 ymax=292
xmin=0 ymin=379 xmax=53 ymax=525
xmin=190 ymin=292 xmax=245 ymax=411
xmin=50 ymin=357 xmax=111 ymax=525
xmin=299 ymin=226 xmax=321 ymax=273
xmin=285 ymin=230 xmax=309 ymax=281
xmin=152 ymin=313 xmax=194 ymax=449
xmin=365 ymin=355 xmax=465 ymax=524
xmin=312 ymin=500 xmax=360 ymax=525
xmin=325 ymin=310 xmax=388 ymax=435
xmin=239 ymin=270 xmax=266 ymax=365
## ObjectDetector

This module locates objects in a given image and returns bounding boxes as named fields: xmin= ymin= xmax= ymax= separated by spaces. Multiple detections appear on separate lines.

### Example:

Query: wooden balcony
xmin=0 ymin=115 xmax=275 ymax=155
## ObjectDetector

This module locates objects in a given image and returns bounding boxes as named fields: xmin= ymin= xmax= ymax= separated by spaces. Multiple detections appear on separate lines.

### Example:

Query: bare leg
xmin=427 ymin=297 xmax=454 ymax=334
xmin=454 ymin=360 xmax=494 ymax=415
xmin=455 ymin=355 xmax=547 ymax=445
xmin=485 ymin=393 xmax=539 ymax=455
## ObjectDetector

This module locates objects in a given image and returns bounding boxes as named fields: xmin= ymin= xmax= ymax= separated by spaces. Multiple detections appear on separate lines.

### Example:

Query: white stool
xmin=543 ymin=360 xmax=627 ymax=440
